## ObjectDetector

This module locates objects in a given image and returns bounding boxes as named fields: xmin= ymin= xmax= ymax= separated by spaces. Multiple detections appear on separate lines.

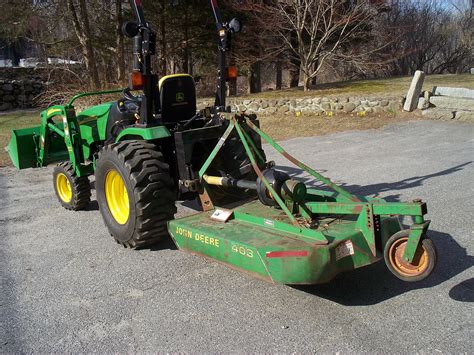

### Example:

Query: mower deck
xmin=168 ymin=200 xmax=402 ymax=285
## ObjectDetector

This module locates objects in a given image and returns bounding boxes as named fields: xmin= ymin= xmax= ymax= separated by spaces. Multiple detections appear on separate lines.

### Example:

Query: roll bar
xmin=209 ymin=0 xmax=241 ymax=111
xmin=125 ymin=0 xmax=158 ymax=124
xmin=130 ymin=0 xmax=146 ymax=25
xmin=124 ymin=0 xmax=240 ymax=120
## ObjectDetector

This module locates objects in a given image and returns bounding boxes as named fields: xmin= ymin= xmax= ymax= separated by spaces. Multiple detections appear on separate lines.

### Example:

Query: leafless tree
xmin=115 ymin=0 xmax=126 ymax=82
xmin=66 ymin=0 xmax=100 ymax=88
xmin=383 ymin=0 xmax=472 ymax=75
xmin=264 ymin=0 xmax=383 ymax=91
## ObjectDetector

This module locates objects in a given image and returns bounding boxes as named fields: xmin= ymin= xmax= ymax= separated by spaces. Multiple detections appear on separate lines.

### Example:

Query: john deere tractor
xmin=8 ymin=0 xmax=259 ymax=248
xmin=7 ymin=0 xmax=437 ymax=285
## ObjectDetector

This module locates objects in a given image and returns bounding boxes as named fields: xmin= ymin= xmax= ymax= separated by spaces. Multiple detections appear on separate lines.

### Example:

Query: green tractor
xmin=7 ymin=0 xmax=437 ymax=285
xmin=8 ymin=0 xmax=258 ymax=248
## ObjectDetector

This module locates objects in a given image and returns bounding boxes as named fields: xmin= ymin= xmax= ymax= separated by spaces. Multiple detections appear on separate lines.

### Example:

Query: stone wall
xmin=419 ymin=87 xmax=474 ymax=121
xmin=0 ymin=79 xmax=44 ymax=111
xmin=0 ymin=77 xmax=403 ymax=116
xmin=198 ymin=96 xmax=402 ymax=115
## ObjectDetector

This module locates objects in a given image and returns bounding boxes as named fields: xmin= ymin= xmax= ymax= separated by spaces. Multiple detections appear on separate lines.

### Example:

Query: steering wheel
xmin=122 ymin=88 xmax=141 ymax=103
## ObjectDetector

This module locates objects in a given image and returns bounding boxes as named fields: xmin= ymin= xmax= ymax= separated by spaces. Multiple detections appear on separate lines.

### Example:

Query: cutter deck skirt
xmin=169 ymin=200 xmax=402 ymax=285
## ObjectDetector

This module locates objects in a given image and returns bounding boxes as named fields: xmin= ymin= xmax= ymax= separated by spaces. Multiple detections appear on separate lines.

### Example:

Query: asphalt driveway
xmin=1 ymin=120 xmax=473 ymax=352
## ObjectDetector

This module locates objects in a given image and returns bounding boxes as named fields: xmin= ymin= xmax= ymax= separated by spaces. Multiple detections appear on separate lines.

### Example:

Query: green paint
xmin=239 ymin=123 xmax=265 ymax=165
xmin=8 ymin=101 xmax=433 ymax=283
xmin=6 ymin=88 xmax=169 ymax=178
xmin=234 ymin=118 xmax=298 ymax=225
xmin=47 ymin=123 xmax=65 ymax=138
xmin=77 ymin=103 xmax=112 ymax=120
xmin=169 ymin=204 xmax=403 ymax=284
xmin=198 ymin=121 xmax=235 ymax=178
xmin=356 ymin=203 xmax=377 ymax=256
xmin=403 ymin=221 xmax=431 ymax=262
xmin=7 ymin=125 xmax=41 ymax=169
xmin=77 ymin=102 xmax=112 ymax=144
xmin=115 ymin=126 xmax=171 ymax=142
xmin=232 ymin=200 xmax=327 ymax=244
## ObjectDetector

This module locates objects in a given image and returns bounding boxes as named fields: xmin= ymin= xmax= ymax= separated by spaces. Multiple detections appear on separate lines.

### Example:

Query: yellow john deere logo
xmin=176 ymin=92 xmax=185 ymax=102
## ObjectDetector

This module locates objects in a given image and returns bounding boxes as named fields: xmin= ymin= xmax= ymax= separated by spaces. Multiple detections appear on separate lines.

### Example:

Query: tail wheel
xmin=95 ymin=140 xmax=177 ymax=249
xmin=384 ymin=230 xmax=437 ymax=282
xmin=53 ymin=162 xmax=91 ymax=211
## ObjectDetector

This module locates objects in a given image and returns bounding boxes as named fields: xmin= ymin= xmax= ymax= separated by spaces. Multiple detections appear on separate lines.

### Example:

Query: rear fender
xmin=115 ymin=126 xmax=171 ymax=142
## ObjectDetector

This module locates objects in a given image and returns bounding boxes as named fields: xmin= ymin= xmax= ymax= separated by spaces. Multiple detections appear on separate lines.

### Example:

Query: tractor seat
xmin=159 ymin=74 xmax=197 ymax=123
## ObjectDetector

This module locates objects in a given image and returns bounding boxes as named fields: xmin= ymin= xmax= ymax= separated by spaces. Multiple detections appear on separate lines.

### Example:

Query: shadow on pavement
xmin=85 ymin=200 xmax=99 ymax=211
xmin=449 ymin=278 xmax=474 ymax=303
xmin=148 ymin=238 xmax=178 ymax=251
xmin=279 ymin=161 xmax=472 ymax=202
xmin=293 ymin=230 xmax=473 ymax=305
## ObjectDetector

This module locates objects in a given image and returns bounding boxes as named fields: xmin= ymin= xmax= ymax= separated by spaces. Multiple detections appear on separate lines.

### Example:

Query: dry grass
xmin=0 ymin=109 xmax=421 ymax=167
xmin=259 ymin=111 xmax=425 ymax=141
xmin=238 ymin=74 xmax=474 ymax=100
xmin=1 ymin=74 xmax=471 ymax=167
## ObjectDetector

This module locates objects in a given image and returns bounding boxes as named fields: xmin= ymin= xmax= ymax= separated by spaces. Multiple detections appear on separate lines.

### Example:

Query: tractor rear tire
xmin=95 ymin=140 xmax=177 ymax=248
xmin=53 ymin=162 xmax=91 ymax=211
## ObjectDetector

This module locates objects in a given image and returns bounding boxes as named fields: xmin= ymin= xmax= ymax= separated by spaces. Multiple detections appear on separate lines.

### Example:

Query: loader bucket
xmin=7 ymin=126 xmax=41 ymax=169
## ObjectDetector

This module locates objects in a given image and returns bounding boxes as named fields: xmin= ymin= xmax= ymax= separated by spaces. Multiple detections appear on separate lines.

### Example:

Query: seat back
xmin=159 ymin=74 xmax=197 ymax=123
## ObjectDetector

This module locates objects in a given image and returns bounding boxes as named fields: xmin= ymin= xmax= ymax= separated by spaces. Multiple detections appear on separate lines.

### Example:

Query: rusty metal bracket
xmin=403 ymin=220 xmax=431 ymax=263
xmin=356 ymin=203 xmax=377 ymax=256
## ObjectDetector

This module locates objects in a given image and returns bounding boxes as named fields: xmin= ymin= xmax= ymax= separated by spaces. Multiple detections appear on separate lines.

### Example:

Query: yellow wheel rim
xmin=56 ymin=173 xmax=72 ymax=203
xmin=105 ymin=169 xmax=130 ymax=225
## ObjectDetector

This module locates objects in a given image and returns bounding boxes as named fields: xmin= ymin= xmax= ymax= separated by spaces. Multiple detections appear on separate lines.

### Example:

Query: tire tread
xmin=53 ymin=162 xmax=91 ymax=211
xmin=97 ymin=141 xmax=177 ymax=249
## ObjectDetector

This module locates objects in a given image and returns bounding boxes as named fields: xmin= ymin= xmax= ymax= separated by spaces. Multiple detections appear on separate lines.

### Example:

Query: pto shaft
xmin=203 ymin=175 xmax=257 ymax=190
xmin=203 ymin=169 xmax=307 ymax=206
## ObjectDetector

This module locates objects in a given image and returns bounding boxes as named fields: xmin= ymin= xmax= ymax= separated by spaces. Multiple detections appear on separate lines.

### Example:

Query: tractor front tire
xmin=95 ymin=141 xmax=177 ymax=248
xmin=53 ymin=162 xmax=91 ymax=211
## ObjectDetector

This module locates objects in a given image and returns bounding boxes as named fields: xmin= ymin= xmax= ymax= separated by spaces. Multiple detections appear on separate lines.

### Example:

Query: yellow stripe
xmin=159 ymin=74 xmax=193 ymax=90
xmin=78 ymin=116 xmax=97 ymax=125
xmin=47 ymin=108 xmax=62 ymax=116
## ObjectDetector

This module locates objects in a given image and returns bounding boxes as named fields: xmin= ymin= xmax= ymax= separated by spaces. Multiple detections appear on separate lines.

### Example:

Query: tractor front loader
xmin=6 ymin=0 xmax=436 ymax=285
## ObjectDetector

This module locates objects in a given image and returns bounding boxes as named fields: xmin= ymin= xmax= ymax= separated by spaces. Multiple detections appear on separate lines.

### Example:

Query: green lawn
xmin=0 ymin=110 xmax=40 ymax=167
xmin=239 ymin=74 xmax=474 ymax=99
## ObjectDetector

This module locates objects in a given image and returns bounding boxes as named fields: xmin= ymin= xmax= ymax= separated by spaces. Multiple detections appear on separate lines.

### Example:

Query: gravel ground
xmin=1 ymin=120 xmax=473 ymax=352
